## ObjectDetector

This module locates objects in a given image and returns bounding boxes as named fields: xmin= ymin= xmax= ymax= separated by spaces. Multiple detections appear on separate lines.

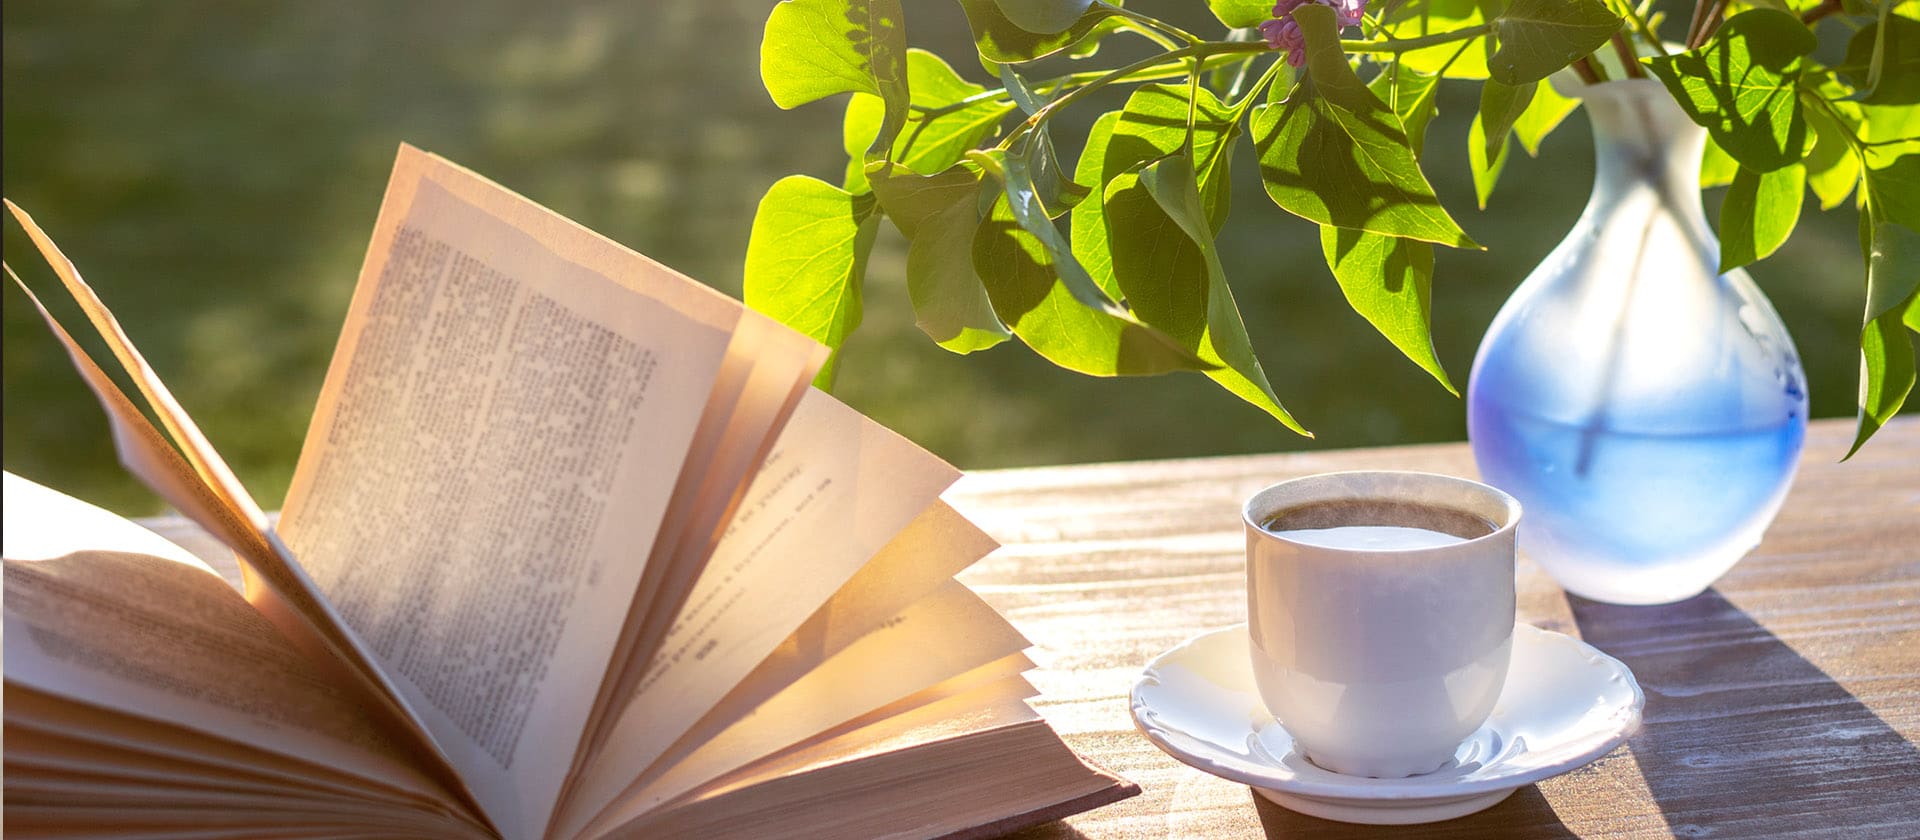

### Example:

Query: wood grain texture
xmin=950 ymin=418 xmax=1919 ymax=839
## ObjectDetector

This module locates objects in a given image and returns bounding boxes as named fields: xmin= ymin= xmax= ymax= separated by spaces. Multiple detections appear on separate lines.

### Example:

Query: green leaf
xmin=843 ymin=49 xmax=1016 ymax=191
xmin=1478 ymin=80 xmax=1537 ymax=162
xmin=1719 ymin=163 xmax=1805 ymax=271
xmin=1098 ymin=155 xmax=1310 ymax=432
xmin=972 ymin=192 xmax=1213 ymax=375
xmin=1838 ymin=13 xmax=1920 ymax=105
xmin=762 ymin=0 xmax=909 ymax=159
xmin=869 ymin=163 xmax=1012 ymax=353
xmin=1381 ymin=0 xmax=1493 ymax=80
xmin=1802 ymin=100 xmax=1859 ymax=210
xmin=744 ymin=176 xmax=882 ymax=389
xmin=1700 ymin=135 xmax=1740 ymax=188
xmin=996 ymin=132 xmax=1126 ymax=313
xmin=1488 ymin=0 xmax=1621 ymax=86
xmin=1368 ymin=63 xmax=1444 ymax=156
xmin=1108 ymin=84 xmax=1242 ymax=230
xmin=1065 ymin=14 xmax=1129 ymax=60
xmin=1319 ymin=227 xmax=1455 ymax=394
xmin=957 ymin=0 xmax=1121 ymax=63
xmin=1846 ymin=162 xmax=1920 ymax=458
xmin=1647 ymin=9 xmax=1816 ymax=172
xmin=992 ymin=0 xmax=1094 ymax=34
xmin=1070 ymin=112 xmax=1128 ymax=299
xmin=1252 ymin=5 xmax=1480 ymax=249
xmin=1866 ymin=219 xmax=1920 ymax=323
xmin=1208 ymin=0 xmax=1275 ymax=28
xmin=1849 ymin=291 xmax=1917 ymax=459
xmin=1511 ymin=79 xmax=1578 ymax=157
xmin=1468 ymin=111 xmax=1509 ymax=209
xmin=1074 ymin=85 xmax=1242 ymax=302
xmin=999 ymin=66 xmax=1089 ymax=218
xmin=1863 ymin=148 xmax=1920 ymax=230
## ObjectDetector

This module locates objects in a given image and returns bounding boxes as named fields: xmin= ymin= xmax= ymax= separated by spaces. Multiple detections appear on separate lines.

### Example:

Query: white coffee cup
xmin=1243 ymin=471 xmax=1520 ymax=778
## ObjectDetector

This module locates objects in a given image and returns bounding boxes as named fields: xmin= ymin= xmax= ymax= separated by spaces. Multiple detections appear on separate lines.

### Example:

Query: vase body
xmin=1467 ymin=79 xmax=1808 ymax=605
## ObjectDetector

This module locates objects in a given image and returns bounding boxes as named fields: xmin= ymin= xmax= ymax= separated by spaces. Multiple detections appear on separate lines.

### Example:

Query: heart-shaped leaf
xmin=762 ymin=0 xmax=909 ymax=159
xmin=869 ymin=163 xmax=1012 ymax=353
xmin=744 ymin=176 xmax=881 ymax=388
xmin=1110 ymin=154 xmax=1309 ymax=432
xmin=1838 ymin=13 xmax=1920 ymax=105
xmin=1074 ymin=83 xmax=1242 ymax=295
xmin=958 ymin=0 xmax=1121 ymax=63
xmin=1488 ymin=0 xmax=1620 ymax=86
xmin=1719 ymin=163 xmax=1805 ymax=272
xmin=1647 ymin=9 xmax=1817 ymax=172
xmin=1368 ymin=63 xmax=1444 ymax=156
xmin=972 ymin=192 xmax=1213 ymax=375
xmin=1468 ymin=109 xmax=1509 ymax=208
xmin=1319 ymin=227 xmax=1455 ymax=394
xmin=1511 ymin=80 xmax=1578 ymax=157
xmin=1253 ymin=6 xmax=1480 ymax=248
xmin=992 ymin=0 xmax=1095 ymax=34
xmin=1478 ymin=79 xmax=1537 ymax=163
xmin=843 ymin=49 xmax=1015 ymax=191
xmin=1251 ymin=5 xmax=1474 ymax=245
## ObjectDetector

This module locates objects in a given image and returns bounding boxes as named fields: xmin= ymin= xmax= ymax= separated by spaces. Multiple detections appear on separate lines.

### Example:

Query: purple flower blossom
xmin=1261 ymin=0 xmax=1367 ymax=68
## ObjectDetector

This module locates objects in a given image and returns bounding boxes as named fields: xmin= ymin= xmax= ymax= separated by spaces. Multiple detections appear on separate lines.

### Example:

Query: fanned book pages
xmin=0 ymin=145 xmax=1139 ymax=839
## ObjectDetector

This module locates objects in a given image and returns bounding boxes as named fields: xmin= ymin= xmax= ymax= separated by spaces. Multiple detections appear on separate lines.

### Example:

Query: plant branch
xmin=1230 ymin=57 xmax=1290 ymax=117
xmin=1614 ymin=0 xmax=1668 ymax=57
xmin=1342 ymin=22 xmax=1493 ymax=53
xmin=1001 ymin=41 xmax=1273 ymax=149
xmin=1801 ymin=0 xmax=1843 ymax=25
xmin=917 ymin=50 xmax=1277 ymax=123
xmin=1572 ymin=55 xmax=1605 ymax=83
xmin=1111 ymin=5 xmax=1203 ymax=46
xmin=1685 ymin=0 xmax=1710 ymax=48
xmin=1800 ymin=87 xmax=1865 ymax=154
xmin=1114 ymin=18 xmax=1181 ymax=51
xmin=1611 ymin=32 xmax=1646 ymax=78
xmin=1689 ymin=0 xmax=1729 ymax=48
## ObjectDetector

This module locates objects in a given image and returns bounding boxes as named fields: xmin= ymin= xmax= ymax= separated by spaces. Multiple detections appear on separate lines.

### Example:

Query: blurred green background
xmin=3 ymin=1 xmax=1867 ymax=515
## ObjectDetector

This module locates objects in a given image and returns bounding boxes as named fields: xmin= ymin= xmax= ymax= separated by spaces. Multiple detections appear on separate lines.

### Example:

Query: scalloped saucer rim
xmin=1129 ymin=622 xmax=1644 ymax=823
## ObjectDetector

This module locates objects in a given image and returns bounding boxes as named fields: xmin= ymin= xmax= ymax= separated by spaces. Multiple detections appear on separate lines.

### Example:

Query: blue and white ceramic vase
xmin=1467 ymin=78 xmax=1809 ymax=605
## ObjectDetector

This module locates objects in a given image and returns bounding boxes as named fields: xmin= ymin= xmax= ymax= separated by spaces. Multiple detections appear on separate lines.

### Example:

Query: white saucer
xmin=1130 ymin=623 xmax=1643 ymax=825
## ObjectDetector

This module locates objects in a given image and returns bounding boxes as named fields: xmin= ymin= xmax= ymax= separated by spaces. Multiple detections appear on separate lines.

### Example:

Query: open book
xmin=1 ymin=145 xmax=1137 ymax=838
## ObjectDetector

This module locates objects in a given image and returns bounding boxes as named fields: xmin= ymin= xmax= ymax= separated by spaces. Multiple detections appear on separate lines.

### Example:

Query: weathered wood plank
xmin=956 ymin=417 xmax=1919 ymax=839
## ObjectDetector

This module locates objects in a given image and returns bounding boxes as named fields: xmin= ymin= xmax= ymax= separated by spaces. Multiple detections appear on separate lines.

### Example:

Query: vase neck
xmin=1578 ymin=80 xmax=1709 ymax=232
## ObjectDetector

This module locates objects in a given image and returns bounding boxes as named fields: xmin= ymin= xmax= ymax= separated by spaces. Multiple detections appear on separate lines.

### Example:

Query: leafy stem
xmin=1115 ymin=19 xmax=1182 ymax=51
xmin=1611 ymin=0 xmax=1669 ymax=57
xmin=1111 ymin=5 xmax=1203 ymax=46
xmin=1800 ymin=86 xmax=1865 ymax=154
xmin=1341 ymin=22 xmax=1494 ymax=53
xmin=999 ymin=40 xmax=1272 ymax=150
xmin=910 ymin=54 xmax=1250 ymax=124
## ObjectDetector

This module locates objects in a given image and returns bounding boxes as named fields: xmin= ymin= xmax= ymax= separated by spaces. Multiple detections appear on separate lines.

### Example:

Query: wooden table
xmin=953 ymin=417 xmax=1919 ymax=839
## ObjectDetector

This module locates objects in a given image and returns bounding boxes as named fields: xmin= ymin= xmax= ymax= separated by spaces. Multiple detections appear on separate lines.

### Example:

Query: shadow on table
xmin=1250 ymin=785 xmax=1575 ymax=838
xmin=1569 ymin=589 xmax=1920 ymax=836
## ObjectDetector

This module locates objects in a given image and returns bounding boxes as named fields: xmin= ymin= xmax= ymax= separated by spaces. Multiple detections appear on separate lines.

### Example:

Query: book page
xmin=6 ymin=684 xmax=468 ymax=821
xmin=681 ymin=675 xmax=1044 ymax=807
xmin=276 ymin=147 xmax=754 ymax=840
xmin=552 ymin=391 xmax=963 ymax=836
xmin=1 ymin=479 xmax=445 ymax=803
xmin=7 ymin=214 xmax=482 ymax=817
xmin=598 ymin=498 xmax=1003 ymax=805
xmin=579 ymin=580 xmax=1031 ymax=836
